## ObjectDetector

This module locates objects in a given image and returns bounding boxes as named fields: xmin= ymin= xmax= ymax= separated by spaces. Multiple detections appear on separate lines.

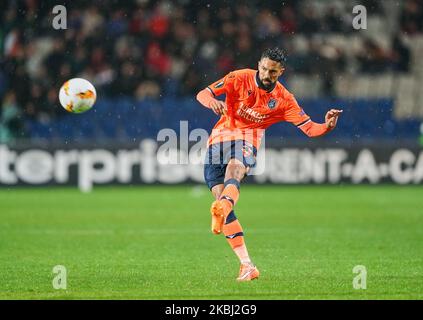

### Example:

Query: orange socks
xmin=223 ymin=211 xmax=251 ymax=264
xmin=220 ymin=179 xmax=251 ymax=263
xmin=219 ymin=179 xmax=240 ymax=217
xmin=223 ymin=216 xmax=244 ymax=248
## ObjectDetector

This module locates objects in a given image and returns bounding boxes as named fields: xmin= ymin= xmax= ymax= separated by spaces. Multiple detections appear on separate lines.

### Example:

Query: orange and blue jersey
xmin=206 ymin=69 xmax=310 ymax=149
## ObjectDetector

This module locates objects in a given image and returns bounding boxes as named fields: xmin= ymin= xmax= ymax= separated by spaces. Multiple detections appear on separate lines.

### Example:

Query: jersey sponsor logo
xmin=214 ymin=81 xmax=224 ymax=88
xmin=268 ymin=98 xmax=277 ymax=109
xmin=237 ymin=104 xmax=269 ymax=123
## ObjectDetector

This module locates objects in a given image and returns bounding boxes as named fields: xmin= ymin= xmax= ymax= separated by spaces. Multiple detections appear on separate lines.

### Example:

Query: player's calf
xmin=210 ymin=179 xmax=240 ymax=234
xmin=218 ymin=178 xmax=240 ymax=216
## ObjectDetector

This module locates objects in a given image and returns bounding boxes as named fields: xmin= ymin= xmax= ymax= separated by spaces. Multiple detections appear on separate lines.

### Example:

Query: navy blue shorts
xmin=204 ymin=140 xmax=257 ymax=190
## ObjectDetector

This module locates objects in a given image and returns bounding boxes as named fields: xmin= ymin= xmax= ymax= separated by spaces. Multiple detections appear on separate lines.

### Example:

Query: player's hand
xmin=325 ymin=109 xmax=343 ymax=129
xmin=209 ymin=99 xmax=227 ymax=116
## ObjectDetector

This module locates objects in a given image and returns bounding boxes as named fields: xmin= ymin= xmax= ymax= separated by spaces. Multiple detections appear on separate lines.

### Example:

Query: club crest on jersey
xmin=242 ymin=145 xmax=253 ymax=157
xmin=268 ymin=98 xmax=277 ymax=109
xmin=214 ymin=81 xmax=224 ymax=88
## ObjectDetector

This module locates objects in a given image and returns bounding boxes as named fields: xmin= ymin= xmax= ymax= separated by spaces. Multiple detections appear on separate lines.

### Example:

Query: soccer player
xmin=196 ymin=48 xmax=342 ymax=281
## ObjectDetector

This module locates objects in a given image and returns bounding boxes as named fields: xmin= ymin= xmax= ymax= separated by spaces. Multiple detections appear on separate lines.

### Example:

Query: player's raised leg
xmin=210 ymin=158 xmax=259 ymax=281
xmin=210 ymin=158 xmax=244 ymax=233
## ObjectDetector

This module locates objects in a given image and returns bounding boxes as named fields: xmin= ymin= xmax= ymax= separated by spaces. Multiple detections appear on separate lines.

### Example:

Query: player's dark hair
xmin=260 ymin=48 xmax=287 ymax=67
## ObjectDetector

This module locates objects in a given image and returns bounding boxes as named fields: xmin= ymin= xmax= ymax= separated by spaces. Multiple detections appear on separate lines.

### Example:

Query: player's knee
xmin=226 ymin=159 xmax=247 ymax=181
xmin=211 ymin=184 xmax=224 ymax=200
xmin=213 ymin=191 xmax=222 ymax=200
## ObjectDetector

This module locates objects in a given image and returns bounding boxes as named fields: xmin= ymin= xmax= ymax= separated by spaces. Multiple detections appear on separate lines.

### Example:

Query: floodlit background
xmin=0 ymin=0 xmax=422 ymax=299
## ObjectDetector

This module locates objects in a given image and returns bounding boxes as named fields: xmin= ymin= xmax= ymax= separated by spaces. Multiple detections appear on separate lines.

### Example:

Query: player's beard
xmin=256 ymin=71 xmax=276 ymax=92
xmin=262 ymin=79 xmax=272 ymax=90
xmin=260 ymin=78 xmax=274 ymax=90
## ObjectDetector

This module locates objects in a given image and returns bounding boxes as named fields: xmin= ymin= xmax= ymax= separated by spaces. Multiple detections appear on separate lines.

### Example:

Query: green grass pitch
xmin=0 ymin=185 xmax=422 ymax=299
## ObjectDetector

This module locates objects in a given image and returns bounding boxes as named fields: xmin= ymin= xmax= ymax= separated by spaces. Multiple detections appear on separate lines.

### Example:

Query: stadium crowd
xmin=0 ymin=0 xmax=422 ymax=142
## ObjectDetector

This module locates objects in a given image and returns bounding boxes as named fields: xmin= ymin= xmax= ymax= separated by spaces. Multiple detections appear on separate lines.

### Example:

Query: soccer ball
xmin=59 ymin=78 xmax=97 ymax=113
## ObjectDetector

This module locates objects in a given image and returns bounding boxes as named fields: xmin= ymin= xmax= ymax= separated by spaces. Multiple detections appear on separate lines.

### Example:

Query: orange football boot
xmin=210 ymin=200 xmax=225 ymax=234
xmin=237 ymin=263 xmax=260 ymax=282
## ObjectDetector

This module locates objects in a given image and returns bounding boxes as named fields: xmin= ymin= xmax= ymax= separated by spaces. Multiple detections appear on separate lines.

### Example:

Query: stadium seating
xmin=23 ymin=97 xmax=420 ymax=143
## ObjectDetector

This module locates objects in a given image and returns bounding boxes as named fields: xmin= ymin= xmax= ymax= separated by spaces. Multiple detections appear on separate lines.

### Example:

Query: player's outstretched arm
xmin=298 ymin=109 xmax=343 ymax=138
xmin=196 ymin=88 xmax=227 ymax=116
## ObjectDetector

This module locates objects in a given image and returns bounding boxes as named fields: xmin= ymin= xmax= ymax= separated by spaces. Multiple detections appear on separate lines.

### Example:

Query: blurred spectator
xmin=0 ymin=92 xmax=24 ymax=143
xmin=317 ymin=41 xmax=346 ymax=96
xmin=400 ymin=0 xmax=423 ymax=34
xmin=324 ymin=6 xmax=344 ymax=33
xmin=391 ymin=34 xmax=411 ymax=73
xmin=135 ymin=81 xmax=161 ymax=100
xmin=361 ymin=0 xmax=385 ymax=15
xmin=299 ymin=7 xmax=320 ymax=35
xmin=280 ymin=6 xmax=298 ymax=35
xmin=44 ymin=38 xmax=66 ymax=79
xmin=0 ymin=70 xmax=7 ymax=98
xmin=356 ymin=38 xmax=391 ymax=74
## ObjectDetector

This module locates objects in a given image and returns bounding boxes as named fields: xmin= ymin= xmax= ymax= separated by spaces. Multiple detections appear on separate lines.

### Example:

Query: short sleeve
xmin=206 ymin=71 xmax=237 ymax=97
xmin=282 ymin=93 xmax=311 ymax=126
